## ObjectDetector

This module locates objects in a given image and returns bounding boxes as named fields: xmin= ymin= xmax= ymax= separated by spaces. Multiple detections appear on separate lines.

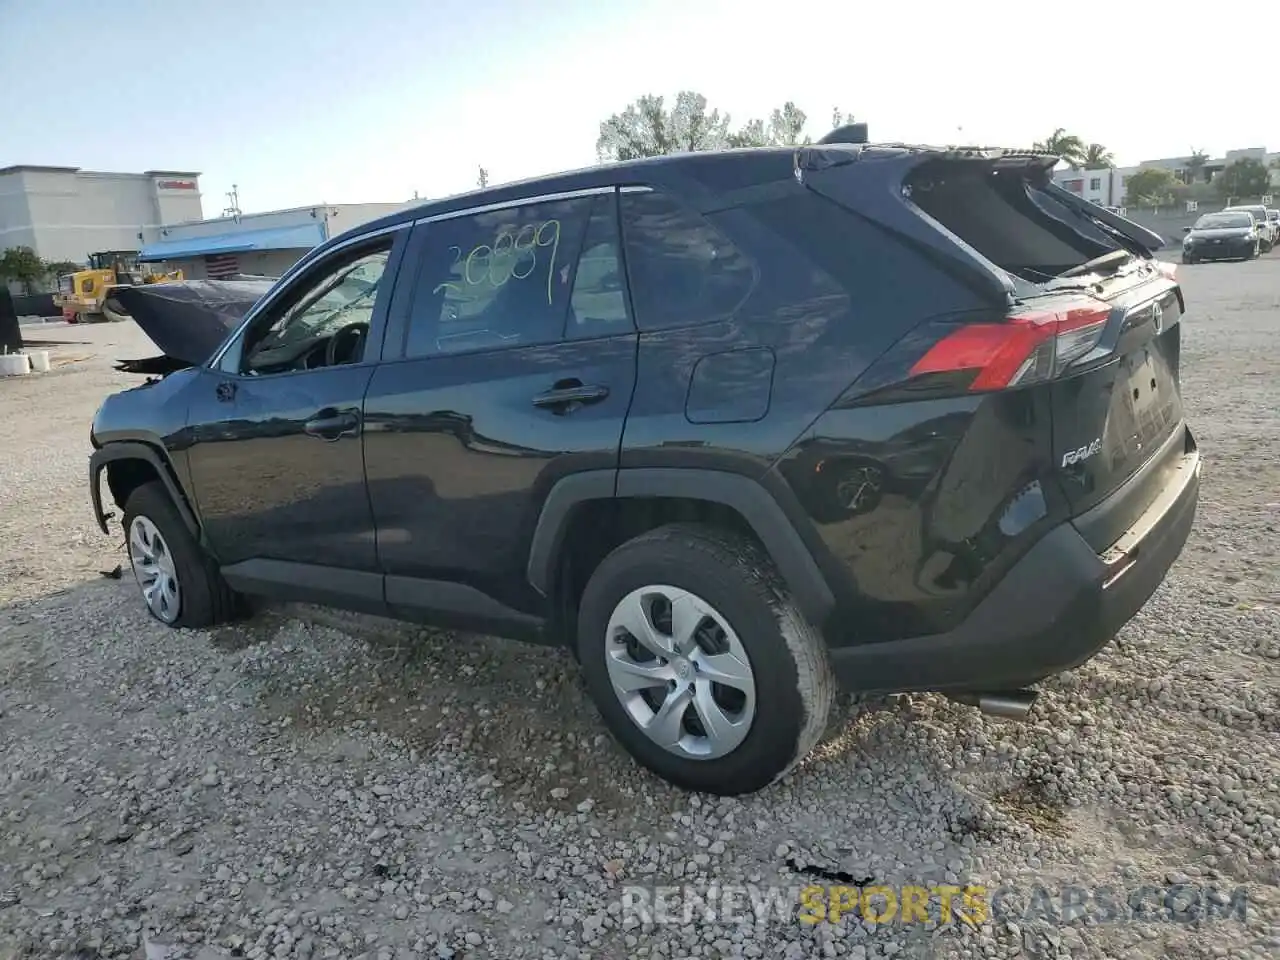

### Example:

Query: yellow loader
xmin=52 ymin=251 xmax=183 ymax=324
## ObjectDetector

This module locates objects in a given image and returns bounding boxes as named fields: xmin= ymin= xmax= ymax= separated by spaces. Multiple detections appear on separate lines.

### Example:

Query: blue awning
xmin=138 ymin=223 xmax=325 ymax=262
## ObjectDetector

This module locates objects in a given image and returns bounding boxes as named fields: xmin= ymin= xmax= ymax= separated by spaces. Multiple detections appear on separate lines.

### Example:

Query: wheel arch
xmin=90 ymin=442 xmax=199 ymax=537
xmin=527 ymin=467 xmax=835 ymax=628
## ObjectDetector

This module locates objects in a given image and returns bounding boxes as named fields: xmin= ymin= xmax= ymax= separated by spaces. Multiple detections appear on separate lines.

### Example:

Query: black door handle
xmin=215 ymin=381 xmax=236 ymax=402
xmin=304 ymin=408 xmax=361 ymax=441
xmin=532 ymin=383 xmax=609 ymax=412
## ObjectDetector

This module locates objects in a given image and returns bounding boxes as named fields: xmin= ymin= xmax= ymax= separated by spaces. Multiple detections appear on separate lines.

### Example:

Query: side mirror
xmin=1182 ymin=226 xmax=1192 ymax=234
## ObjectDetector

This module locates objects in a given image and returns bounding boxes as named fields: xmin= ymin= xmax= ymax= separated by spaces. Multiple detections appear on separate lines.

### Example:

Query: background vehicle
xmin=1221 ymin=205 xmax=1275 ymax=252
xmin=52 ymin=251 xmax=183 ymax=323
xmin=88 ymin=134 xmax=1199 ymax=795
xmin=1181 ymin=211 xmax=1262 ymax=262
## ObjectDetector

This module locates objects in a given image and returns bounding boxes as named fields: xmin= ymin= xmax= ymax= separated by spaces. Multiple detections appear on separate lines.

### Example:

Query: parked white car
xmin=1222 ymin=205 xmax=1276 ymax=252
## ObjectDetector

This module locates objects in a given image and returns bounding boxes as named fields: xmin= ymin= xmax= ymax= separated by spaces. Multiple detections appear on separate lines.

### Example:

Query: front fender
xmin=89 ymin=442 xmax=198 ymax=536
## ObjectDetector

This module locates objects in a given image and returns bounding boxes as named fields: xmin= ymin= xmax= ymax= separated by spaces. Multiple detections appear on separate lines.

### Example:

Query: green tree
xmin=726 ymin=102 xmax=812 ymax=148
xmin=43 ymin=259 xmax=80 ymax=279
xmin=1123 ymin=167 xmax=1179 ymax=206
xmin=831 ymin=108 xmax=855 ymax=130
xmin=1215 ymin=158 xmax=1270 ymax=201
xmin=1184 ymin=149 xmax=1209 ymax=184
xmin=1083 ymin=143 xmax=1114 ymax=168
xmin=1033 ymin=128 xmax=1087 ymax=169
xmin=597 ymin=93 xmax=823 ymax=161
xmin=596 ymin=91 xmax=731 ymax=160
xmin=766 ymin=102 xmax=810 ymax=146
xmin=0 ymin=246 xmax=47 ymax=294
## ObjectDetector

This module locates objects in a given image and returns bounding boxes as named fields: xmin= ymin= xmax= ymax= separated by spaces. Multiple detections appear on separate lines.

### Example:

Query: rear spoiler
xmin=1041 ymin=181 xmax=1166 ymax=253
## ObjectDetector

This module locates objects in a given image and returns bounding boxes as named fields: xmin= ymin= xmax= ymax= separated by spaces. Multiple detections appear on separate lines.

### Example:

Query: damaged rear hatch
xmin=111 ymin=278 xmax=275 ymax=374
xmin=799 ymin=144 xmax=1189 ymax=553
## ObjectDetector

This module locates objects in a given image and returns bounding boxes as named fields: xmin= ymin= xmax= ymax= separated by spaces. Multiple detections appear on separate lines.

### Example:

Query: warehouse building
xmin=0 ymin=165 xmax=204 ymax=263
xmin=137 ymin=201 xmax=418 ymax=279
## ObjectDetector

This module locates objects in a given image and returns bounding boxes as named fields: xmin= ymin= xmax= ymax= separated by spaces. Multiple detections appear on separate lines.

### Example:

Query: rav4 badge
xmin=1062 ymin=438 xmax=1104 ymax=468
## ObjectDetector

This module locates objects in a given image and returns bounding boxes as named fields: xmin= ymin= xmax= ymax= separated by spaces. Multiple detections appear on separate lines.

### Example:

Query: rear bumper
xmin=828 ymin=427 xmax=1200 ymax=694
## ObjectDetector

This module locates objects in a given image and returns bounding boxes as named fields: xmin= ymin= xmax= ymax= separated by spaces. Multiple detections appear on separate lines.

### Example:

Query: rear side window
xmin=405 ymin=196 xmax=594 ymax=357
xmin=620 ymin=190 xmax=756 ymax=331
xmin=567 ymin=195 xmax=632 ymax=340
xmin=746 ymin=191 xmax=987 ymax=318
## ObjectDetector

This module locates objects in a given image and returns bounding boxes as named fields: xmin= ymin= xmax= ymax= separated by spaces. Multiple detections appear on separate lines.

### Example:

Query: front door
xmin=184 ymin=229 xmax=408 ymax=595
xmin=363 ymin=190 xmax=638 ymax=622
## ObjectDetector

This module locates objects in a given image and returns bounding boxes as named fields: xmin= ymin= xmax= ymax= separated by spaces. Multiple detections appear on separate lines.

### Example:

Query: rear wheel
xmin=123 ymin=481 xmax=239 ymax=628
xmin=576 ymin=523 xmax=834 ymax=795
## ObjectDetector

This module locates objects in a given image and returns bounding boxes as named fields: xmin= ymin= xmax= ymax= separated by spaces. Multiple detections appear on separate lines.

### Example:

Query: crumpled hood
xmin=112 ymin=279 xmax=277 ymax=371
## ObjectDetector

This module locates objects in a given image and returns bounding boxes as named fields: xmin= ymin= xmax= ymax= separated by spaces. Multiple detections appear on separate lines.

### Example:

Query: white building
xmin=1053 ymin=146 xmax=1280 ymax=206
xmin=137 ymin=201 xmax=419 ymax=280
xmin=0 ymin=165 xmax=204 ymax=263
xmin=1053 ymin=166 xmax=1134 ymax=207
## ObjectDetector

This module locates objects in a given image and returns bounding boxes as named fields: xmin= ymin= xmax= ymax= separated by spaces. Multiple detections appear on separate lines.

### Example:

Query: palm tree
xmin=1033 ymin=128 xmax=1087 ymax=169
xmin=1084 ymin=143 xmax=1114 ymax=168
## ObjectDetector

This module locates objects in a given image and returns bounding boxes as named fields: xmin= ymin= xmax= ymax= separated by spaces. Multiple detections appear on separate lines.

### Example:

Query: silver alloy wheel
xmin=604 ymin=585 xmax=757 ymax=760
xmin=128 ymin=515 xmax=181 ymax=623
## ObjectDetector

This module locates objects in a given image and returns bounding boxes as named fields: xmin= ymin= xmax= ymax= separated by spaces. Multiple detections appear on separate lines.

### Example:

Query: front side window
xmin=620 ymin=190 xmax=756 ymax=331
xmin=406 ymin=196 xmax=597 ymax=357
xmin=241 ymin=246 xmax=391 ymax=374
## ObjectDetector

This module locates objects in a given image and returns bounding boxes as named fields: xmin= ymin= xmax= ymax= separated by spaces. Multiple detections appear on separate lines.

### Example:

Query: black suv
xmin=90 ymin=136 xmax=1201 ymax=795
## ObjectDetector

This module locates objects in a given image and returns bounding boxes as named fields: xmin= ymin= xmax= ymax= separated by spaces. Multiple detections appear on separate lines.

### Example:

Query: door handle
xmin=532 ymin=382 xmax=609 ymax=412
xmin=304 ymin=408 xmax=361 ymax=441
xmin=215 ymin=381 xmax=237 ymax=402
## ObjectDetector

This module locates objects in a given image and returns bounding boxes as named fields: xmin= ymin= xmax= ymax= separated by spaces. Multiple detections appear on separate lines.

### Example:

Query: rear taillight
xmin=908 ymin=299 xmax=1111 ymax=392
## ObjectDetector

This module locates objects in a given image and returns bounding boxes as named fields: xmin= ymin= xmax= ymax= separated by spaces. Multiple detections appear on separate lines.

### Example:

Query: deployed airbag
xmin=112 ymin=279 xmax=276 ymax=370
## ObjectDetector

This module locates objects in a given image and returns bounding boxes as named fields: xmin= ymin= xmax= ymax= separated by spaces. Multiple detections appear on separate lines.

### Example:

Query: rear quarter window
xmin=745 ymin=191 xmax=989 ymax=320
xmin=620 ymin=190 xmax=757 ymax=331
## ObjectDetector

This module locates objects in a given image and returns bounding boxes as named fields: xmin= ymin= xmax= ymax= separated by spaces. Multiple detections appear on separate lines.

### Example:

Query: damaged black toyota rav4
xmin=90 ymin=129 xmax=1200 ymax=795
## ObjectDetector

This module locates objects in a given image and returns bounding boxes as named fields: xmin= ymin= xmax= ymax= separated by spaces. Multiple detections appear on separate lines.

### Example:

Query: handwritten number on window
xmin=431 ymin=219 xmax=562 ymax=305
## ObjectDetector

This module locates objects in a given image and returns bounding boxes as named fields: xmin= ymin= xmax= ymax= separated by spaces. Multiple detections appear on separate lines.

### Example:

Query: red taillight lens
xmin=909 ymin=299 xmax=1111 ymax=392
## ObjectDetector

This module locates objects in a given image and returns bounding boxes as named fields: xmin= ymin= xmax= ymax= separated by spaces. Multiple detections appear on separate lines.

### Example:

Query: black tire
xmin=122 ymin=481 xmax=239 ymax=628
xmin=576 ymin=523 xmax=834 ymax=795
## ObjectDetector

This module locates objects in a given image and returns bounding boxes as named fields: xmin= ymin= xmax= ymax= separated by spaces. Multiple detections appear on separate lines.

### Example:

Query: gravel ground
xmin=1 ymin=257 xmax=1278 ymax=960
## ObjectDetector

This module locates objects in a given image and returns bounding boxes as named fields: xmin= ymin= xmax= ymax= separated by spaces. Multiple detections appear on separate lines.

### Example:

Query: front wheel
xmin=123 ymin=481 xmax=240 ymax=628
xmin=576 ymin=523 xmax=834 ymax=795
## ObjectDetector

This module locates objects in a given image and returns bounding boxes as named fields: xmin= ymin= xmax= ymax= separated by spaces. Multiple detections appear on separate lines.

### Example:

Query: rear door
xmin=362 ymin=189 xmax=637 ymax=622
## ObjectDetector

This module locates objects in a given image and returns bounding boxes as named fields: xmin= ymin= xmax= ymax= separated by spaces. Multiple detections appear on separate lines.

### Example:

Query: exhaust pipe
xmin=948 ymin=689 xmax=1038 ymax=720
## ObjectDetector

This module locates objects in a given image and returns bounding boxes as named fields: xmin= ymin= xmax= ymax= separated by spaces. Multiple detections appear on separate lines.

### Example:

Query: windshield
xmin=1195 ymin=213 xmax=1252 ymax=229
